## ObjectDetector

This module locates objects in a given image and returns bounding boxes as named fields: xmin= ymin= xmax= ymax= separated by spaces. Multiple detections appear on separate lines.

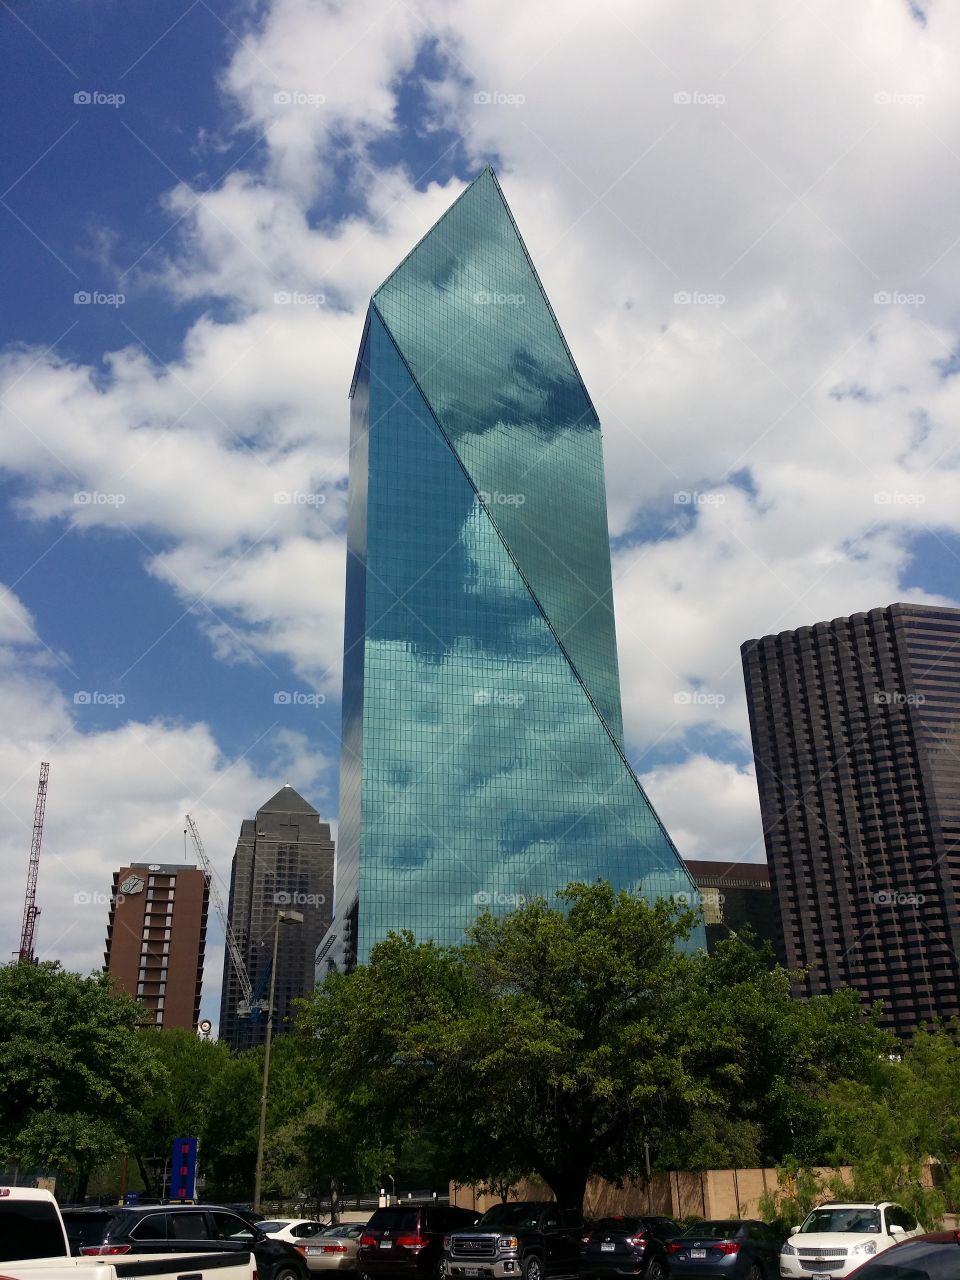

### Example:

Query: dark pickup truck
xmin=444 ymin=1202 xmax=585 ymax=1280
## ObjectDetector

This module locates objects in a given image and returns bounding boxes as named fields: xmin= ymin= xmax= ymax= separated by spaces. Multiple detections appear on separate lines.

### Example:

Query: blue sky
xmin=1 ymin=0 xmax=958 ymax=1020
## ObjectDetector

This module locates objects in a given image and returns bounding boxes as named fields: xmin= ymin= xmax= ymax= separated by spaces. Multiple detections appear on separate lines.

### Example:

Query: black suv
xmin=60 ymin=1203 xmax=309 ymax=1280
xmin=580 ymin=1217 xmax=680 ymax=1280
xmin=445 ymin=1202 xmax=587 ymax=1280
xmin=358 ymin=1204 xmax=481 ymax=1280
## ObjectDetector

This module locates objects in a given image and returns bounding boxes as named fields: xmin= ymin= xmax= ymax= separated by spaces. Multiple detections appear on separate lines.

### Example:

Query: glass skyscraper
xmin=328 ymin=168 xmax=703 ymax=971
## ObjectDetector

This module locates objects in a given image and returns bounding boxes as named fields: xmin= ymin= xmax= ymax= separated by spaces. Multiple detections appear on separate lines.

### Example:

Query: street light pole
xmin=253 ymin=909 xmax=303 ymax=1214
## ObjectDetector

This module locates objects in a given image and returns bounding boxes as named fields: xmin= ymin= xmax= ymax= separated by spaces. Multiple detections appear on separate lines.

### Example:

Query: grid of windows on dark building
xmin=218 ymin=786 xmax=334 ymax=1051
xmin=741 ymin=602 xmax=960 ymax=1036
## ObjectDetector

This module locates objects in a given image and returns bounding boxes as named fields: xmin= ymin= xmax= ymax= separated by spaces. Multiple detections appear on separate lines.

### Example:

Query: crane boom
xmin=184 ymin=813 xmax=262 ymax=1015
xmin=19 ymin=762 xmax=49 ymax=963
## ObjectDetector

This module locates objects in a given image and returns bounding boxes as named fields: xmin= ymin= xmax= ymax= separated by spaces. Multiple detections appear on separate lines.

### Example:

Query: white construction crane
xmin=184 ymin=813 xmax=265 ymax=1017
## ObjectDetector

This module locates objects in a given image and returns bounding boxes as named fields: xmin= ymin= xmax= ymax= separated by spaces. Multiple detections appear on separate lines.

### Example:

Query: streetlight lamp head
xmin=279 ymin=909 xmax=304 ymax=924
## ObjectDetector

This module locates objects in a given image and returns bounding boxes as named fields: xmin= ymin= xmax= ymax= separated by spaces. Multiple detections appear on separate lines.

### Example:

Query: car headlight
xmin=851 ymin=1242 xmax=877 ymax=1257
xmin=781 ymin=1244 xmax=797 ymax=1256
xmin=498 ymin=1238 xmax=519 ymax=1250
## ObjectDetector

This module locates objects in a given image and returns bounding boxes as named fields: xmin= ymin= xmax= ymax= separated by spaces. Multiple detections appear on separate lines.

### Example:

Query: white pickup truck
xmin=0 ymin=1188 xmax=257 ymax=1280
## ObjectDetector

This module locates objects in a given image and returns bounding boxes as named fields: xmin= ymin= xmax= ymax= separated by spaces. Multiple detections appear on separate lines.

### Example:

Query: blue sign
xmin=169 ymin=1137 xmax=198 ymax=1201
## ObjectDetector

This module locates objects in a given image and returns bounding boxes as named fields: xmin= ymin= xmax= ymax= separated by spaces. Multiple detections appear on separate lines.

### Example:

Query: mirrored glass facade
xmin=328 ymin=168 xmax=703 ymax=971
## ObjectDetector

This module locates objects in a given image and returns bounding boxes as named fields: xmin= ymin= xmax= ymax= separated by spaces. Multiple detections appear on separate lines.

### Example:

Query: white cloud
xmin=640 ymin=754 xmax=766 ymax=863
xmin=2 ymin=0 xmax=960 ymax=998
xmin=0 ymin=584 xmax=39 ymax=646
xmin=0 ymin=646 xmax=334 ymax=1022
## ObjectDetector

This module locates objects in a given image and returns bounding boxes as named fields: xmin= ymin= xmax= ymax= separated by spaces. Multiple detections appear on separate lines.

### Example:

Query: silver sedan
xmin=296 ymin=1223 xmax=364 ymax=1273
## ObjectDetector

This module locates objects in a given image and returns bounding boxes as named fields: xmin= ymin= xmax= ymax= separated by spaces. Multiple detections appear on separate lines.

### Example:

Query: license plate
xmin=812 ymin=1274 xmax=831 ymax=1280
xmin=601 ymin=1244 xmax=615 ymax=1252
xmin=690 ymin=1249 xmax=706 ymax=1258
xmin=464 ymin=1269 xmax=481 ymax=1276
xmin=380 ymin=1241 xmax=393 ymax=1249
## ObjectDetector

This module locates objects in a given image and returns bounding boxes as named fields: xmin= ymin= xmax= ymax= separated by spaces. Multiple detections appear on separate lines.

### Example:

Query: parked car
xmin=779 ymin=1203 xmax=924 ymax=1279
xmin=580 ymin=1216 xmax=680 ymax=1280
xmin=664 ymin=1219 xmax=782 ymax=1280
xmin=445 ymin=1201 xmax=587 ymax=1280
xmin=359 ymin=1204 xmax=481 ymax=1280
xmin=298 ymin=1223 xmax=365 ymax=1272
xmin=0 ymin=1187 xmax=256 ymax=1280
xmin=846 ymin=1230 xmax=960 ymax=1278
xmin=59 ymin=1203 xmax=309 ymax=1280
xmin=258 ymin=1222 xmax=329 ymax=1245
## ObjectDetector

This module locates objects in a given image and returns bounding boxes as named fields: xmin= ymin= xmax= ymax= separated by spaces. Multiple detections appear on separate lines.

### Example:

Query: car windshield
xmin=478 ymin=1205 xmax=542 ymax=1229
xmin=257 ymin=1222 xmax=288 ymax=1232
xmin=595 ymin=1219 xmax=643 ymax=1233
xmin=800 ymin=1210 xmax=882 ymax=1235
xmin=682 ymin=1222 xmax=742 ymax=1239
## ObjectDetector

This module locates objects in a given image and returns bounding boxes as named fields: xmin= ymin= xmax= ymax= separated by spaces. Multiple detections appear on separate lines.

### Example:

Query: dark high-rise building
xmin=683 ymin=859 xmax=777 ymax=954
xmin=329 ymin=167 xmax=703 ymax=973
xmin=104 ymin=862 xmax=209 ymax=1030
xmin=219 ymin=786 xmax=334 ymax=1051
xmin=742 ymin=602 xmax=960 ymax=1035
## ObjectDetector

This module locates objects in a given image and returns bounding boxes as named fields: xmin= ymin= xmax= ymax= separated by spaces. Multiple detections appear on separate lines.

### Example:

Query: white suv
xmin=779 ymin=1202 xmax=923 ymax=1279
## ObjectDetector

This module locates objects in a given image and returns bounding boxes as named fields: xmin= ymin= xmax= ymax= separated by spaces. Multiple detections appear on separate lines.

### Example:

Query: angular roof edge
xmin=357 ymin=167 xmax=599 ymax=423
xmin=371 ymin=166 xmax=495 ymax=300
xmin=257 ymin=784 xmax=319 ymax=815
xmin=484 ymin=168 xmax=599 ymax=426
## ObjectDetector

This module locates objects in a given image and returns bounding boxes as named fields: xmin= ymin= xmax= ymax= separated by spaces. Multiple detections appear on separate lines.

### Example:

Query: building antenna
xmin=18 ymin=762 xmax=50 ymax=963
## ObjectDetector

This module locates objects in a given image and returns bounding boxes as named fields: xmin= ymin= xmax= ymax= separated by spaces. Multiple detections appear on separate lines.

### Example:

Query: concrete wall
xmin=452 ymin=1167 xmax=868 ymax=1221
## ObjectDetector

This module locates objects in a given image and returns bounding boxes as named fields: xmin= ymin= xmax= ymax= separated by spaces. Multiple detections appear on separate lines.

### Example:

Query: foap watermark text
xmin=473 ymin=890 xmax=527 ymax=906
xmin=274 ymin=690 xmax=326 ymax=707
xmin=274 ymin=891 xmax=327 ymax=907
xmin=75 ymin=691 xmax=125 ymax=707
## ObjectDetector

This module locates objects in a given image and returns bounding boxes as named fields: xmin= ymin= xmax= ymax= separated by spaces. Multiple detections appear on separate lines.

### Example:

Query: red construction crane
xmin=18 ymin=762 xmax=49 ymax=963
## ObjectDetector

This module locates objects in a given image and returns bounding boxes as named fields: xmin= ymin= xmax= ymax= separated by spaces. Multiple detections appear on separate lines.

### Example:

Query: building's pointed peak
xmin=257 ymin=784 xmax=318 ymax=816
xmin=372 ymin=167 xmax=499 ymax=302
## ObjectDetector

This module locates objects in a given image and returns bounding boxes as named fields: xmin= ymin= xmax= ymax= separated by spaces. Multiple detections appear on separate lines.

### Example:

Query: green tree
xmin=298 ymin=883 xmax=904 ymax=1210
xmin=300 ymin=882 xmax=744 ymax=1208
xmin=197 ymin=1049 xmax=262 ymax=1199
xmin=131 ymin=1029 xmax=235 ymax=1196
xmin=668 ymin=936 xmax=892 ymax=1170
xmin=815 ymin=1025 xmax=960 ymax=1226
xmin=0 ymin=961 xmax=162 ymax=1196
xmin=757 ymin=1164 xmax=831 ymax=1229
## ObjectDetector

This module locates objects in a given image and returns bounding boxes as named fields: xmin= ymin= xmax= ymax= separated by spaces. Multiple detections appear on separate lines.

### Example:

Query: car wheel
xmin=523 ymin=1256 xmax=544 ymax=1280
xmin=274 ymin=1267 xmax=302 ymax=1280
xmin=748 ymin=1265 xmax=763 ymax=1280
xmin=645 ymin=1260 xmax=667 ymax=1280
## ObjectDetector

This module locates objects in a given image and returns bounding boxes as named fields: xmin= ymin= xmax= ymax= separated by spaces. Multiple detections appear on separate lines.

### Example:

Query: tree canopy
xmin=4 ymin=884 xmax=960 ymax=1221
xmin=0 ymin=961 xmax=162 ymax=1192
xmin=296 ymin=881 xmax=891 ymax=1209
